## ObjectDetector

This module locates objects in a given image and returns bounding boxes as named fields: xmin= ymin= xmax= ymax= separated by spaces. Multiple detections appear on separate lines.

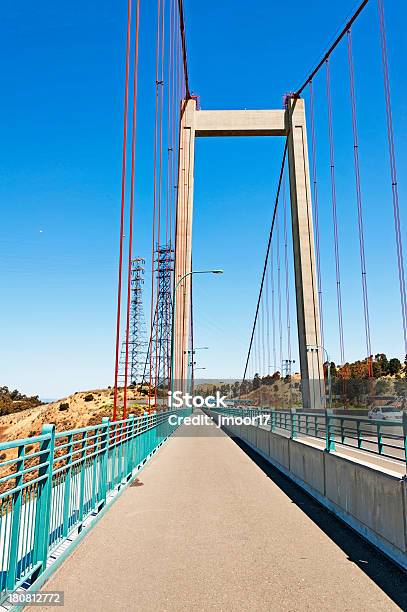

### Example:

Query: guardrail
xmin=0 ymin=409 xmax=189 ymax=600
xmin=213 ymin=408 xmax=407 ymax=465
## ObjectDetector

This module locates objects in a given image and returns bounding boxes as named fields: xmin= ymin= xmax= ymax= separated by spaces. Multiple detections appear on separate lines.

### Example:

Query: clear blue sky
xmin=0 ymin=1 xmax=405 ymax=398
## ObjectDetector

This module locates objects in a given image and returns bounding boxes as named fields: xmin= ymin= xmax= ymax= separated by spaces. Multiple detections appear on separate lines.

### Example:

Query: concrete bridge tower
xmin=173 ymin=97 xmax=324 ymax=409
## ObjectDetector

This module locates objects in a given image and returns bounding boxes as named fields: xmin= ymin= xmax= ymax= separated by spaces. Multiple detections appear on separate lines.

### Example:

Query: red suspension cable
xmin=295 ymin=0 xmax=370 ymax=96
xmin=177 ymin=0 xmax=191 ymax=98
xmin=123 ymin=0 xmax=140 ymax=419
xmin=154 ymin=0 xmax=166 ymax=405
xmin=149 ymin=0 xmax=163 ymax=408
xmin=113 ymin=0 xmax=133 ymax=421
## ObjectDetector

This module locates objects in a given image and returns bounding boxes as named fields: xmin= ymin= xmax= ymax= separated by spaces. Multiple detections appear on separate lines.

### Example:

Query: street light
xmin=184 ymin=346 xmax=209 ymax=354
xmin=306 ymin=345 xmax=332 ymax=411
xmin=170 ymin=270 xmax=223 ymax=404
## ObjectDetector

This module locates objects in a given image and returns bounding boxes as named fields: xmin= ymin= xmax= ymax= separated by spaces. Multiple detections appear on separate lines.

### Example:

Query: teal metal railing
xmin=0 ymin=409 xmax=189 ymax=599
xmin=212 ymin=408 xmax=407 ymax=465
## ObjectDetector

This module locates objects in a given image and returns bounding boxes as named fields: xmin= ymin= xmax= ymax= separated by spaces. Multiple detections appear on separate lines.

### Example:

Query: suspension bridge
xmin=1 ymin=0 xmax=407 ymax=609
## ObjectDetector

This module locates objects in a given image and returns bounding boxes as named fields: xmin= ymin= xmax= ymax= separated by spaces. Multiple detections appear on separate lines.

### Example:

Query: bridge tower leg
xmin=286 ymin=97 xmax=325 ymax=410
xmin=173 ymin=98 xmax=196 ymax=389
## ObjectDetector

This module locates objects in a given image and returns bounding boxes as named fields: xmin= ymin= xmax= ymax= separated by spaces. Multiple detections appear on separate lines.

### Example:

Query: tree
xmin=350 ymin=360 xmax=369 ymax=379
xmin=374 ymin=353 xmax=389 ymax=376
xmin=374 ymin=379 xmax=391 ymax=395
xmin=394 ymin=378 xmax=407 ymax=397
xmin=253 ymin=373 xmax=260 ymax=390
xmin=338 ymin=363 xmax=351 ymax=380
xmin=372 ymin=360 xmax=382 ymax=378
xmin=388 ymin=358 xmax=402 ymax=376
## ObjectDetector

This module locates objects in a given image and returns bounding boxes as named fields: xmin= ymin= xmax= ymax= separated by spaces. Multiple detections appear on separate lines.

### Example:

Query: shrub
xmin=84 ymin=394 xmax=94 ymax=402
xmin=59 ymin=402 xmax=69 ymax=411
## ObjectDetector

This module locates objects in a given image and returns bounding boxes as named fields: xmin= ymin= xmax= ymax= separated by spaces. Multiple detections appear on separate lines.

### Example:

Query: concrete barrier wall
xmin=209 ymin=412 xmax=407 ymax=571
xmin=289 ymin=440 xmax=325 ymax=496
xmin=324 ymin=453 xmax=406 ymax=554
xmin=269 ymin=432 xmax=291 ymax=471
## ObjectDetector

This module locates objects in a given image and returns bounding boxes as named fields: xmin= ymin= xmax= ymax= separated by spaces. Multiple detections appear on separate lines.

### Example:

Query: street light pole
xmin=306 ymin=345 xmax=332 ymax=411
xmin=170 ymin=270 xmax=223 ymax=407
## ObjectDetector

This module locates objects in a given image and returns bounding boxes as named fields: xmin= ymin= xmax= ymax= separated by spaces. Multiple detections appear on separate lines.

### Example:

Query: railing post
xmin=91 ymin=428 xmax=99 ymax=511
xmin=119 ymin=421 xmax=125 ymax=483
xmin=7 ymin=445 xmax=25 ymax=590
xmin=134 ymin=416 xmax=141 ymax=465
xmin=127 ymin=415 xmax=135 ymax=478
xmin=402 ymin=411 xmax=407 ymax=468
xmin=325 ymin=409 xmax=335 ymax=452
xmin=290 ymin=408 xmax=297 ymax=439
xmin=377 ymin=422 xmax=383 ymax=456
xmin=147 ymin=414 xmax=153 ymax=455
xmin=62 ymin=433 xmax=73 ymax=537
xmin=356 ymin=419 xmax=362 ymax=449
xmin=33 ymin=424 xmax=55 ymax=577
xmin=270 ymin=408 xmax=275 ymax=432
xmin=99 ymin=418 xmax=110 ymax=510
xmin=78 ymin=430 xmax=88 ymax=527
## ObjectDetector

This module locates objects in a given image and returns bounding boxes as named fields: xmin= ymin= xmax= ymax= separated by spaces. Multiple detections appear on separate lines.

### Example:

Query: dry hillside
xmin=242 ymin=382 xmax=302 ymax=407
xmin=0 ymin=387 xmax=149 ymax=444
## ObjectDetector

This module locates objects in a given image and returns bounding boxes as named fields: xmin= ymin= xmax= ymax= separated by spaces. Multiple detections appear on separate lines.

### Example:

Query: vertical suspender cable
xmin=347 ymin=29 xmax=373 ymax=375
xmin=265 ymin=260 xmax=271 ymax=376
xmin=113 ymin=0 xmax=132 ymax=421
xmin=308 ymin=80 xmax=324 ymax=348
xmin=271 ymin=246 xmax=277 ymax=374
xmin=326 ymin=59 xmax=345 ymax=365
xmin=377 ymin=0 xmax=407 ymax=355
xmin=242 ymin=142 xmax=288 ymax=381
xmin=261 ymin=292 xmax=267 ymax=376
xmin=123 ymin=0 xmax=140 ymax=418
xmin=277 ymin=208 xmax=283 ymax=375
xmin=149 ymin=0 xmax=163 ymax=406
xmin=154 ymin=0 xmax=166 ymax=405
xmin=283 ymin=176 xmax=292 ymax=364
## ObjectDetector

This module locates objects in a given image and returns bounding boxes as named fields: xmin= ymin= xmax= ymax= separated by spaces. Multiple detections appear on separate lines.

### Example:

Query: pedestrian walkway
xmin=31 ymin=414 xmax=407 ymax=611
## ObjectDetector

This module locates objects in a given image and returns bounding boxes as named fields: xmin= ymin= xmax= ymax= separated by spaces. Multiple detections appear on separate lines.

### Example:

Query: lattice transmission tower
xmin=119 ymin=257 xmax=148 ymax=385
xmin=149 ymin=242 xmax=174 ymax=390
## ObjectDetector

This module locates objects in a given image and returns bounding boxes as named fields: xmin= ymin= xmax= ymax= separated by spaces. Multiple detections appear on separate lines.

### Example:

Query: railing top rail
xmin=217 ymin=407 xmax=403 ymax=428
xmin=330 ymin=414 xmax=402 ymax=426
xmin=0 ymin=432 xmax=51 ymax=452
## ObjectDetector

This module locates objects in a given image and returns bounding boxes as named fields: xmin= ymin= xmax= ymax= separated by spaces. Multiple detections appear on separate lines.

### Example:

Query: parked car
xmin=368 ymin=406 xmax=403 ymax=421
